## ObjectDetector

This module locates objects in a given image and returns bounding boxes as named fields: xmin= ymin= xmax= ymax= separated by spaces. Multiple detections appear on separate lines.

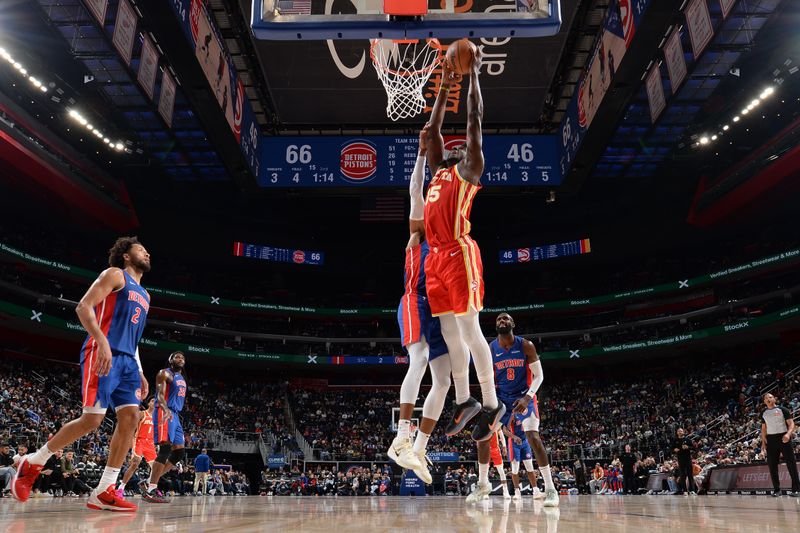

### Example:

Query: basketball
xmin=445 ymin=38 xmax=477 ymax=75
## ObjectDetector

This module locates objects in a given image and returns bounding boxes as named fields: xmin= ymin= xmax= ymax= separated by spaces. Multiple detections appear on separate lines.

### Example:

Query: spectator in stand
xmin=194 ymin=448 xmax=212 ymax=495
xmin=0 ymin=442 xmax=15 ymax=496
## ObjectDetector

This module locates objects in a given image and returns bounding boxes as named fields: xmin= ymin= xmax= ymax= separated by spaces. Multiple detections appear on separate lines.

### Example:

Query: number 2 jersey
xmin=80 ymin=270 xmax=150 ymax=361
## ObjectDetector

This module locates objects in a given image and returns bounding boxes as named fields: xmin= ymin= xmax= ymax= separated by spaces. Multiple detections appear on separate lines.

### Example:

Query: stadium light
xmin=711 ymin=135 xmax=718 ymax=141
xmin=699 ymin=136 xmax=709 ymax=145
xmin=741 ymin=108 xmax=749 ymax=115
xmin=732 ymin=116 xmax=740 ymax=122
xmin=114 ymin=142 xmax=124 ymax=151
xmin=760 ymin=87 xmax=774 ymax=98
xmin=722 ymin=125 xmax=729 ymax=131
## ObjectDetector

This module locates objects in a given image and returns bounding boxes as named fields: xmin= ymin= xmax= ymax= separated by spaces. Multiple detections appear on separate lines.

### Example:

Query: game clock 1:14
xmin=258 ymin=135 xmax=560 ymax=188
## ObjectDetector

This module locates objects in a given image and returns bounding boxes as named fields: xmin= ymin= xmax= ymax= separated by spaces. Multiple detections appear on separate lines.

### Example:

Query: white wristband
xmin=526 ymin=360 xmax=543 ymax=397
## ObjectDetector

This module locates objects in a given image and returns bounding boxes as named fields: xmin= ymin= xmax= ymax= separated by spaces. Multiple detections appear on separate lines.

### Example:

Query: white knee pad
xmin=523 ymin=459 xmax=535 ymax=472
xmin=511 ymin=461 xmax=520 ymax=475
xmin=422 ymin=356 xmax=451 ymax=420
xmin=400 ymin=339 xmax=428 ymax=405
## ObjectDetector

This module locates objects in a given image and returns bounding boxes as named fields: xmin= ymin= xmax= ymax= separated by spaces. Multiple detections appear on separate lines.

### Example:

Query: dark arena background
xmin=1 ymin=0 xmax=800 ymax=531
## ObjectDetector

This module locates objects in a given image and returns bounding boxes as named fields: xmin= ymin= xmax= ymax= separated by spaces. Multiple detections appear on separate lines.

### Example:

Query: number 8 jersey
xmin=491 ymin=336 xmax=529 ymax=400
xmin=80 ymin=270 xmax=150 ymax=360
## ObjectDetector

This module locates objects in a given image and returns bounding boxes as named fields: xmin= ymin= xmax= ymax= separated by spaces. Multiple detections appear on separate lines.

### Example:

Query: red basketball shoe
xmin=10 ymin=456 xmax=43 ymax=503
xmin=87 ymin=485 xmax=138 ymax=512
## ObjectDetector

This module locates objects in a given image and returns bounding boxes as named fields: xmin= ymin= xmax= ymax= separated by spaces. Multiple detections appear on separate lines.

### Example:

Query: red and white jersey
xmin=423 ymin=164 xmax=481 ymax=248
xmin=136 ymin=410 xmax=154 ymax=444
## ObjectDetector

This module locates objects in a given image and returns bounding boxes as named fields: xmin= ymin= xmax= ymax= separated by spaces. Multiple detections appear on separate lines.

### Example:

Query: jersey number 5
xmin=426 ymin=185 xmax=442 ymax=204
xmin=131 ymin=307 xmax=141 ymax=324
xmin=506 ymin=368 xmax=515 ymax=381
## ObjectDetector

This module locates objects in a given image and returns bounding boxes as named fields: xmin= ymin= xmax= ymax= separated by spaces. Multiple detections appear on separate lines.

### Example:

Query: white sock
xmin=480 ymin=383 xmax=498 ymax=411
xmin=397 ymin=419 xmax=411 ymax=440
xmin=412 ymin=431 xmax=430 ymax=454
xmin=540 ymin=465 xmax=555 ymax=492
xmin=478 ymin=463 xmax=489 ymax=485
xmin=98 ymin=467 xmax=121 ymax=491
xmin=28 ymin=443 xmax=55 ymax=466
xmin=497 ymin=465 xmax=507 ymax=482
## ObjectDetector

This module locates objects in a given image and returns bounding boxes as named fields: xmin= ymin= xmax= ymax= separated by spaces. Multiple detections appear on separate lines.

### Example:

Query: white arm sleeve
xmin=134 ymin=347 xmax=143 ymax=373
xmin=409 ymin=155 xmax=426 ymax=221
xmin=526 ymin=360 xmax=543 ymax=398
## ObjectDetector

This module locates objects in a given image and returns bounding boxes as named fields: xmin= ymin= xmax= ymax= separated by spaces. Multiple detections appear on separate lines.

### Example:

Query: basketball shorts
xmin=507 ymin=434 xmax=533 ymax=464
xmin=80 ymin=352 xmax=141 ymax=414
xmin=489 ymin=433 xmax=503 ymax=467
xmin=154 ymin=407 xmax=185 ymax=446
xmin=425 ymin=236 xmax=484 ymax=316
xmin=397 ymin=294 xmax=447 ymax=360
xmin=499 ymin=393 xmax=539 ymax=433
xmin=134 ymin=439 xmax=157 ymax=462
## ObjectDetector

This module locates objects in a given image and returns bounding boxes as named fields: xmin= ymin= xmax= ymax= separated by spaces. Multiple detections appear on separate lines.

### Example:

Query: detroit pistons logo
xmin=135 ymin=388 xmax=142 ymax=400
xmin=619 ymin=0 xmax=636 ymax=48
xmin=518 ymin=248 xmax=531 ymax=262
xmin=577 ymin=82 xmax=587 ymax=128
xmin=233 ymin=78 xmax=244 ymax=142
xmin=340 ymin=140 xmax=377 ymax=183
xmin=293 ymin=250 xmax=305 ymax=264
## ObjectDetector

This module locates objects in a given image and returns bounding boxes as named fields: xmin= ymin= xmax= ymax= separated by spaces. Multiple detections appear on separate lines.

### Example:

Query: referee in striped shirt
xmin=761 ymin=393 xmax=800 ymax=496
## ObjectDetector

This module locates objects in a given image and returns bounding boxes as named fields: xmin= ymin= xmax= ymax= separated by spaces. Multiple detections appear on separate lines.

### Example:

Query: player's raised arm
xmin=75 ymin=268 xmax=126 ymax=376
xmin=458 ymin=49 xmax=484 ymax=185
xmin=409 ymin=131 xmax=427 ymax=237
xmin=424 ymin=59 xmax=459 ymax=172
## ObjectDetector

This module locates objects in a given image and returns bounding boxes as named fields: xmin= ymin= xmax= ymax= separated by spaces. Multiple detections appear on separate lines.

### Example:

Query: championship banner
xmin=137 ymin=33 xmax=159 ymax=101
xmin=663 ymin=29 xmax=687 ymax=94
xmin=112 ymin=0 xmax=137 ymax=66
xmin=719 ymin=0 xmax=736 ymax=19
xmin=158 ymin=69 xmax=177 ymax=128
xmin=684 ymin=0 xmax=714 ymax=59
xmin=83 ymin=0 xmax=108 ymax=25
xmin=645 ymin=64 xmax=666 ymax=123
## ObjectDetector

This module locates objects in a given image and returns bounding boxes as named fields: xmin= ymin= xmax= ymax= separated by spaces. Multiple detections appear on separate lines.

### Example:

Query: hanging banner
xmin=112 ymin=0 xmax=137 ymax=66
xmin=663 ymin=29 xmax=687 ymax=94
xmin=137 ymin=33 xmax=159 ymax=101
xmin=158 ymin=69 xmax=177 ymax=127
xmin=167 ymin=0 xmax=260 ymax=179
xmin=684 ymin=0 xmax=714 ymax=59
xmin=645 ymin=64 xmax=666 ymax=123
xmin=719 ymin=0 xmax=736 ymax=19
xmin=83 ymin=0 xmax=108 ymax=25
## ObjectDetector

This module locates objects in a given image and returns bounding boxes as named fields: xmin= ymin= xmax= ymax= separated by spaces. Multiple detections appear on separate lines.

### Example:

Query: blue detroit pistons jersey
xmin=161 ymin=369 xmax=187 ymax=412
xmin=491 ymin=336 xmax=530 ymax=399
xmin=80 ymin=270 xmax=150 ymax=360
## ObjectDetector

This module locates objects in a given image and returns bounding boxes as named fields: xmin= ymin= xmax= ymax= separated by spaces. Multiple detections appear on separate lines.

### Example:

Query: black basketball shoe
xmin=444 ymin=397 xmax=482 ymax=436
xmin=471 ymin=402 xmax=506 ymax=442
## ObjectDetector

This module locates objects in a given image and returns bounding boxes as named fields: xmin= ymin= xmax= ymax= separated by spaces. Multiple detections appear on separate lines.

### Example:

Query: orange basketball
xmin=445 ymin=39 xmax=477 ymax=75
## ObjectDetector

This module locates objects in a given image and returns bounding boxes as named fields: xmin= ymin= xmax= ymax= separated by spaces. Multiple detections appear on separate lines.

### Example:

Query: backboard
xmin=252 ymin=0 xmax=562 ymax=40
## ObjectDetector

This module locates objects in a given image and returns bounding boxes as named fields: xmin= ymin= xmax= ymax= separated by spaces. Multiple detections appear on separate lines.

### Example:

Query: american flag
xmin=278 ymin=0 xmax=312 ymax=15
xmin=360 ymin=196 xmax=405 ymax=222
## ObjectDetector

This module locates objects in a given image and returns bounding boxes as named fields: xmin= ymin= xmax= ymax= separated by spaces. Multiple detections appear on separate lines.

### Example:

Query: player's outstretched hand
xmin=418 ymin=125 xmax=429 ymax=156
xmin=441 ymin=58 xmax=462 ymax=87
xmin=94 ymin=337 xmax=113 ymax=376
xmin=513 ymin=394 xmax=531 ymax=415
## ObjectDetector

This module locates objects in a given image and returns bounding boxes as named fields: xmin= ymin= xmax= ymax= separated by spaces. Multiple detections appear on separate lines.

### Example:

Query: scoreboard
xmin=500 ymin=238 xmax=591 ymax=264
xmin=258 ymin=135 xmax=561 ymax=188
xmin=233 ymin=241 xmax=324 ymax=266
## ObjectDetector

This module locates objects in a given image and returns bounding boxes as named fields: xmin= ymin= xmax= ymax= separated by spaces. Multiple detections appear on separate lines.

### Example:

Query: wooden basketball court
xmin=2 ymin=494 xmax=798 ymax=532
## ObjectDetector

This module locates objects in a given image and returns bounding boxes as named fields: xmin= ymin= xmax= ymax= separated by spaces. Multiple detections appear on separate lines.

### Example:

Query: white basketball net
xmin=370 ymin=39 xmax=442 ymax=121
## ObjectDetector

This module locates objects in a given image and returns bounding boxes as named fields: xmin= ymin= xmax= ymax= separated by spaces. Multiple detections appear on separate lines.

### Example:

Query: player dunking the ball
xmin=485 ymin=313 xmax=558 ymax=506
xmin=140 ymin=351 xmax=187 ymax=503
xmin=388 ymin=132 xmax=456 ymax=485
xmin=421 ymin=42 xmax=504 ymax=444
xmin=11 ymin=237 xmax=151 ymax=511
xmin=117 ymin=397 xmax=157 ymax=495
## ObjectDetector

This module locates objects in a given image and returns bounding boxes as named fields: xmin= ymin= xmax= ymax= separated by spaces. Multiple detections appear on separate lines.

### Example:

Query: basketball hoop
xmin=370 ymin=38 xmax=442 ymax=121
